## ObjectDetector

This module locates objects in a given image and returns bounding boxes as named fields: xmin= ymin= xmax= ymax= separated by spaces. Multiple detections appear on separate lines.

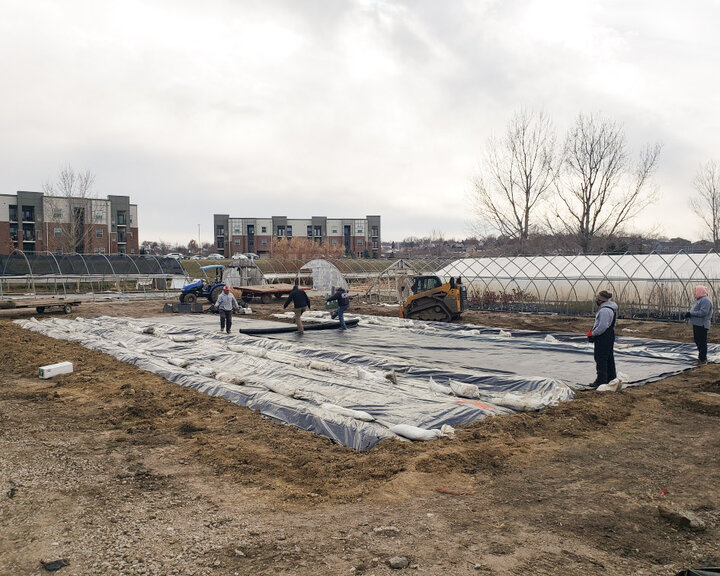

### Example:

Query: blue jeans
xmin=332 ymin=304 xmax=349 ymax=328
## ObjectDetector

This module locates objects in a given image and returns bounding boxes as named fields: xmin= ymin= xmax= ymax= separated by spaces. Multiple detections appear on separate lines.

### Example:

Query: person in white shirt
xmin=215 ymin=285 xmax=239 ymax=334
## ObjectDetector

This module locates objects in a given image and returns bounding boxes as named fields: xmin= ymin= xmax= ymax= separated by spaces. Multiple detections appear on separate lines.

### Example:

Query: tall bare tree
xmin=551 ymin=113 xmax=661 ymax=253
xmin=690 ymin=160 xmax=720 ymax=250
xmin=471 ymin=109 xmax=558 ymax=253
xmin=43 ymin=165 xmax=99 ymax=253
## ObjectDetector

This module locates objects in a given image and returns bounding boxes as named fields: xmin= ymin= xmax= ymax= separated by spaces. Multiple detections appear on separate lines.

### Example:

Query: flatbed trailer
xmin=239 ymin=283 xmax=296 ymax=304
xmin=0 ymin=298 xmax=81 ymax=314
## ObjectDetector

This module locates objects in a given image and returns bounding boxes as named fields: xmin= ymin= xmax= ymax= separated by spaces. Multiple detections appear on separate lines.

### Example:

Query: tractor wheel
xmin=36 ymin=306 xmax=45 ymax=314
xmin=184 ymin=293 xmax=198 ymax=304
xmin=261 ymin=294 xmax=272 ymax=304
xmin=63 ymin=304 xmax=73 ymax=314
xmin=210 ymin=286 xmax=223 ymax=304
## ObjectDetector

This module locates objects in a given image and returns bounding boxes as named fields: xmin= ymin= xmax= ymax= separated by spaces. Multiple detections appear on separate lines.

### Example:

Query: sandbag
xmin=321 ymin=403 xmax=375 ymax=422
xmin=389 ymin=424 xmax=446 ymax=441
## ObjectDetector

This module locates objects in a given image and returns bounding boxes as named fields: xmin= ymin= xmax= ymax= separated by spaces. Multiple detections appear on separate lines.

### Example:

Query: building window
xmin=286 ymin=225 xmax=292 ymax=237
xmin=307 ymin=225 xmax=312 ymax=237
xmin=131 ymin=248 xmax=135 ymax=254
xmin=261 ymin=226 xmax=267 ymax=233
xmin=9 ymin=205 xmax=18 ymax=222
xmin=54 ymin=227 xmax=62 ymax=237
xmin=277 ymin=226 xmax=285 ymax=236
xmin=22 ymin=206 xmax=35 ymax=221
xmin=234 ymin=239 xmax=241 ymax=246
xmin=95 ymin=211 xmax=103 ymax=221
xmin=331 ymin=227 xmax=338 ymax=234
xmin=261 ymin=239 xmax=267 ymax=246
xmin=233 ymin=227 xmax=240 ymax=234
xmin=53 ymin=209 xmax=63 ymax=218
xmin=216 ymin=226 xmax=225 ymax=236
xmin=372 ymin=240 xmax=378 ymax=249
xmin=358 ymin=239 xmax=363 ymax=246
xmin=357 ymin=227 xmax=363 ymax=234
xmin=371 ymin=226 xmax=379 ymax=237
xmin=96 ymin=229 xmax=103 ymax=238
xmin=117 ymin=211 xmax=127 ymax=226
xmin=332 ymin=239 xmax=337 ymax=245
xmin=314 ymin=226 xmax=322 ymax=237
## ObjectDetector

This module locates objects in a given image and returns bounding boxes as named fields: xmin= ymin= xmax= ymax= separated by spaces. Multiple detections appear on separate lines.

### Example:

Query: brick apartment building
xmin=0 ymin=191 xmax=139 ymax=255
xmin=213 ymin=215 xmax=381 ymax=258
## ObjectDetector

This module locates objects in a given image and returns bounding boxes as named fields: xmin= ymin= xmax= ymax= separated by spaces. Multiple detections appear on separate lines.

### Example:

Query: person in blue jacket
xmin=326 ymin=286 xmax=351 ymax=330
xmin=685 ymin=285 xmax=713 ymax=365
xmin=586 ymin=290 xmax=618 ymax=387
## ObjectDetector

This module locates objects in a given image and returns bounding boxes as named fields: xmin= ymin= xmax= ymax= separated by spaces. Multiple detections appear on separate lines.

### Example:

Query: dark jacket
xmin=283 ymin=286 xmax=311 ymax=309
xmin=326 ymin=287 xmax=350 ymax=307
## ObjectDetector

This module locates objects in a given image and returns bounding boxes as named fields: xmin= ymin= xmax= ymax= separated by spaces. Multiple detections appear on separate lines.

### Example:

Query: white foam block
xmin=38 ymin=361 xmax=74 ymax=379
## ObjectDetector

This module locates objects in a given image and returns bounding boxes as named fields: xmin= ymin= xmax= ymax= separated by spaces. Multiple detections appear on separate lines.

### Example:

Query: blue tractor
xmin=180 ymin=264 xmax=227 ymax=305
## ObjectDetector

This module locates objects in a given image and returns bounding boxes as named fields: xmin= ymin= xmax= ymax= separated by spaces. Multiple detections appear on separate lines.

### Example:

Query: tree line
xmin=471 ymin=110 xmax=720 ymax=254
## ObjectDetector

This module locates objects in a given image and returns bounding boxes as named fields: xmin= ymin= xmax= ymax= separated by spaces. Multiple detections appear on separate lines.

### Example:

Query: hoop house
xmin=436 ymin=253 xmax=720 ymax=319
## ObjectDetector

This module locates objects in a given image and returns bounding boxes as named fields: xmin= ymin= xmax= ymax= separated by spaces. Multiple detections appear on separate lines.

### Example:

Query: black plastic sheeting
xmin=16 ymin=314 xmax=714 ymax=450
xmin=258 ymin=317 xmax=710 ymax=390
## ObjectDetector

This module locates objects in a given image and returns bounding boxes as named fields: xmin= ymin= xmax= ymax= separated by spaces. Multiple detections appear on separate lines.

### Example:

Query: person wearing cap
xmin=215 ymin=285 xmax=240 ymax=334
xmin=283 ymin=282 xmax=311 ymax=334
xmin=586 ymin=290 xmax=619 ymax=388
xmin=684 ymin=285 xmax=713 ymax=365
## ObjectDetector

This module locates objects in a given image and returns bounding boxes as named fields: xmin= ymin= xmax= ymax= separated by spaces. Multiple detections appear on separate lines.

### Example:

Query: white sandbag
xmin=489 ymin=391 xmax=546 ymax=411
xmin=168 ymin=357 xmax=189 ymax=368
xmin=227 ymin=344 xmax=245 ymax=353
xmin=170 ymin=334 xmax=196 ymax=342
xmin=597 ymin=378 xmax=624 ymax=392
xmin=440 ymin=424 xmax=456 ymax=439
xmin=449 ymin=379 xmax=480 ymax=399
xmin=428 ymin=376 xmax=452 ymax=396
xmin=499 ymin=329 xmax=512 ymax=338
xmin=320 ymin=403 xmax=375 ymax=422
xmin=265 ymin=381 xmax=296 ymax=397
xmin=544 ymin=334 xmax=559 ymax=343
xmin=190 ymin=366 xmax=217 ymax=378
xmin=216 ymin=372 xmax=245 ymax=385
xmin=246 ymin=347 xmax=268 ymax=358
xmin=389 ymin=424 xmax=445 ymax=441
xmin=309 ymin=360 xmax=333 ymax=372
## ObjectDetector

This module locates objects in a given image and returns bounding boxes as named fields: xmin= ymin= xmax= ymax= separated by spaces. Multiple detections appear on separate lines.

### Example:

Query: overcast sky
xmin=1 ymin=0 xmax=719 ymax=245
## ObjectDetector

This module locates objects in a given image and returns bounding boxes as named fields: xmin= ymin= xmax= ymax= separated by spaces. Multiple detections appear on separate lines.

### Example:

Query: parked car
xmin=231 ymin=253 xmax=248 ymax=260
xmin=243 ymin=253 xmax=259 ymax=260
xmin=206 ymin=253 xmax=225 ymax=260
xmin=190 ymin=254 xmax=203 ymax=260
xmin=165 ymin=253 xmax=184 ymax=260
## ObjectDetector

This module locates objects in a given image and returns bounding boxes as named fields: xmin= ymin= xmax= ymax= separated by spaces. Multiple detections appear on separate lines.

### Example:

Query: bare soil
xmin=1 ymin=297 xmax=719 ymax=575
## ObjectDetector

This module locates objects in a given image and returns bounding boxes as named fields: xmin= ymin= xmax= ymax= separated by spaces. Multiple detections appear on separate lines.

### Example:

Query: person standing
xmin=283 ymin=282 xmax=311 ymax=334
xmin=326 ymin=286 xmax=351 ymax=330
xmin=215 ymin=285 xmax=239 ymax=334
xmin=685 ymin=285 xmax=713 ymax=365
xmin=586 ymin=290 xmax=618 ymax=387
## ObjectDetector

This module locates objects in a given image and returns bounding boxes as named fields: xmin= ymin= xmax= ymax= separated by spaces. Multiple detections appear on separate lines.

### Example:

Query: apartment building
xmin=213 ymin=215 xmax=381 ymax=258
xmin=0 ymin=191 xmax=139 ymax=255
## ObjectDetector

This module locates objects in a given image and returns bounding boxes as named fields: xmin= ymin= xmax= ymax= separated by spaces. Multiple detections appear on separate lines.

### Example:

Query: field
xmin=1 ymin=297 xmax=719 ymax=575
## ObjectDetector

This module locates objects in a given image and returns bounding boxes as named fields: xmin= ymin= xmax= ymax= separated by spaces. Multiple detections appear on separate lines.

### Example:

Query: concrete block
xmin=39 ymin=361 xmax=74 ymax=379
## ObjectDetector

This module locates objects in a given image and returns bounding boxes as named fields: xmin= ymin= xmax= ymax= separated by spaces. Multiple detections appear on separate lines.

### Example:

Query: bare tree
xmin=551 ymin=113 xmax=661 ymax=253
xmin=43 ymin=165 xmax=99 ymax=253
xmin=471 ymin=109 xmax=558 ymax=253
xmin=690 ymin=160 xmax=720 ymax=250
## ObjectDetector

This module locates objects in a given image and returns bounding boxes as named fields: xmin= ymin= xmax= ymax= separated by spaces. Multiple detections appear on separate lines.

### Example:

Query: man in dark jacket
xmin=326 ymin=286 xmax=351 ymax=329
xmin=283 ymin=283 xmax=311 ymax=334
xmin=586 ymin=290 xmax=619 ymax=388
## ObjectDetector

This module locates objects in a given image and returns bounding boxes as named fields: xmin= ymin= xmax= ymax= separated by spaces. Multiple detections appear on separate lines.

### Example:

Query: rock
xmin=388 ymin=556 xmax=409 ymax=569
xmin=658 ymin=504 xmax=706 ymax=531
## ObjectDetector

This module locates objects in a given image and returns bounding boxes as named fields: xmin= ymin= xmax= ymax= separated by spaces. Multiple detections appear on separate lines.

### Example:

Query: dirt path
xmin=1 ymin=298 xmax=718 ymax=575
